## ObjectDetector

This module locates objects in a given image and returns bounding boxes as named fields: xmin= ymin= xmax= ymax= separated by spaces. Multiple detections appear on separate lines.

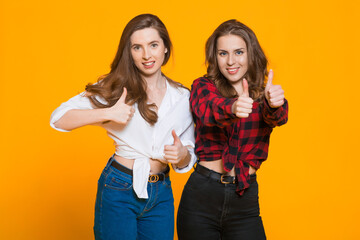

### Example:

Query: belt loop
xmin=159 ymin=172 xmax=165 ymax=180
xmin=193 ymin=161 xmax=199 ymax=170
xmin=105 ymin=154 xmax=115 ymax=171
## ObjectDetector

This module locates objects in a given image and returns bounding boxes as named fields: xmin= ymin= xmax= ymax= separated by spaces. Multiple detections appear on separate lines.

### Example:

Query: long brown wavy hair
xmin=205 ymin=19 xmax=268 ymax=102
xmin=85 ymin=14 xmax=182 ymax=125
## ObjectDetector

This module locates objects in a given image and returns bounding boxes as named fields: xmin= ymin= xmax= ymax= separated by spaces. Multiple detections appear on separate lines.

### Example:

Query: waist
xmin=199 ymin=159 xmax=257 ymax=176
xmin=195 ymin=164 xmax=256 ymax=184
xmin=114 ymin=155 xmax=168 ymax=174
xmin=199 ymin=159 xmax=234 ymax=175
xmin=110 ymin=159 xmax=170 ymax=182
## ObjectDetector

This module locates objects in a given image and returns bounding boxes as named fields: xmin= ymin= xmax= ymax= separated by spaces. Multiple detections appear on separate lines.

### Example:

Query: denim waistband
xmin=105 ymin=155 xmax=170 ymax=182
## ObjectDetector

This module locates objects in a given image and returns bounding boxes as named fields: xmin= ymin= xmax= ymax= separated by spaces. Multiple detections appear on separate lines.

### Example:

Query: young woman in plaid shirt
xmin=177 ymin=20 xmax=288 ymax=240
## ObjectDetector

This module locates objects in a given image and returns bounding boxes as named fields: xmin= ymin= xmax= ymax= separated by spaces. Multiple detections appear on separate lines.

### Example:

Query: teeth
xmin=143 ymin=62 xmax=154 ymax=66
xmin=228 ymin=68 xmax=238 ymax=73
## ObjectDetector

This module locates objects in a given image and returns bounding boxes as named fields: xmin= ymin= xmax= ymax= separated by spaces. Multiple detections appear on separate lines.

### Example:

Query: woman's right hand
xmin=249 ymin=165 xmax=257 ymax=175
xmin=107 ymin=88 xmax=135 ymax=125
xmin=232 ymin=79 xmax=253 ymax=118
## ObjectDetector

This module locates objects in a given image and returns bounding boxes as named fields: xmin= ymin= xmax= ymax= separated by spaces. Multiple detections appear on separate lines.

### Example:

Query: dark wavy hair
xmin=205 ymin=19 xmax=268 ymax=101
xmin=85 ymin=14 xmax=182 ymax=125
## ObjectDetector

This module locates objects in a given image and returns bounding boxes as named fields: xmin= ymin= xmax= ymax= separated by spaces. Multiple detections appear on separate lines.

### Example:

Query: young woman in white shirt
xmin=50 ymin=14 xmax=196 ymax=240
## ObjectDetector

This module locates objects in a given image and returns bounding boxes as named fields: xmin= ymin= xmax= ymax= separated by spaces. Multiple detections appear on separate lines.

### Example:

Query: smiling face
xmin=130 ymin=27 xmax=167 ymax=78
xmin=216 ymin=34 xmax=248 ymax=85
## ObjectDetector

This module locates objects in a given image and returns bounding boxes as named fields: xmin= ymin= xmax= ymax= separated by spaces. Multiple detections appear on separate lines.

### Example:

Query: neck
xmin=143 ymin=70 xmax=166 ymax=89
xmin=232 ymin=79 xmax=244 ymax=96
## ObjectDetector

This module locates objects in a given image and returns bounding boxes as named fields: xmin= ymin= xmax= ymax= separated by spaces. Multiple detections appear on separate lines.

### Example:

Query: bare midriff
xmin=114 ymin=155 xmax=169 ymax=174
xmin=199 ymin=159 xmax=256 ymax=176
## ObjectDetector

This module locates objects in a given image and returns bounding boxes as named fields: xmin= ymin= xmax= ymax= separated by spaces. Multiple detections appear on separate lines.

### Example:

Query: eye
xmin=151 ymin=43 xmax=158 ymax=48
xmin=219 ymin=52 xmax=227 ymax=56
xmin=133 ymin=45 xmax=141 ymax=51
xmin=235 ymin=50 xmax=244 ymax=55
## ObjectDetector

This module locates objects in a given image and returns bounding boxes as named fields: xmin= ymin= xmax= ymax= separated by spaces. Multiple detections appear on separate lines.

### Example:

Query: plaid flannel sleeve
xmin=190 ymin=78 xmax=238 ymax=128
xmin=262 ymin=98 xmax=289 ymax=128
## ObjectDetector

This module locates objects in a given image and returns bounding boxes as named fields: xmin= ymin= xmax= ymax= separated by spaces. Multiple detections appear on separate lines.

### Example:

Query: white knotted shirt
xmin=50 ymin=80 xmax=196 ymax=198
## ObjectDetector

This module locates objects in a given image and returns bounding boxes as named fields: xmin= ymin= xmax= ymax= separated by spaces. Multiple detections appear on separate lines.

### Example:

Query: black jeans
xmin=177 ymin=167 xmax=266 ymax=240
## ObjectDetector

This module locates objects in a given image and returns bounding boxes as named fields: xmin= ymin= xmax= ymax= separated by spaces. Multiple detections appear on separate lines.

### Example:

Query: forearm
xmin=191 ymin=89 xmax=237 ymax=127
xmin=53 ymin=108 xmax=111 ymax=131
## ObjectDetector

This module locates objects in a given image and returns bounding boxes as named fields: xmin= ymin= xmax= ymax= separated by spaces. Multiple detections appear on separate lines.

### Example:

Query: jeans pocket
xmin=105 ymin=171 xmax=133 ymax=191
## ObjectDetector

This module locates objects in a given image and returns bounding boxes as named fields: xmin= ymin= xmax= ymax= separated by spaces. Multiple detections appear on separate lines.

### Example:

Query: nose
xmin=227 ymin=54 xmax=235 ymax=66
xmin=142 ymin=47 xmax=151 ymax=60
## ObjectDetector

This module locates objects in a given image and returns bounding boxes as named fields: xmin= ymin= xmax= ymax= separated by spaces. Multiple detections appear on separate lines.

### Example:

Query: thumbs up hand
xmin=265 ymin=70 xmax=285 ymax=108
xmin=232 ymin=78 xmax=254 ymax=118
xmin=164 ymin=130 xmax=188 ymax=164
xmin=108 ymin=87 xmax=135 ymax=125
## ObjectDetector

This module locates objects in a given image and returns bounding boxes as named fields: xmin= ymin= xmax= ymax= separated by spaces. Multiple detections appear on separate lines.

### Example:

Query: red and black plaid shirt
xmin=190 ymin=77 xmax=288 ymax=195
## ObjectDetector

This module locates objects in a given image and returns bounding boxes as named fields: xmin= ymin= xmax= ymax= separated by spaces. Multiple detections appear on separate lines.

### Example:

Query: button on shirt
xmin=50 ymin=80 xmax=197 ymax=198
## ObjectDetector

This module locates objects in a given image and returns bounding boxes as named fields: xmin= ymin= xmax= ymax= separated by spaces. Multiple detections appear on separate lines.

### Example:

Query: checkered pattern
xmin=190 ymin=77 xmax=288 ymax=195
xmin=190 ymin=77 xmax=238 ymax=161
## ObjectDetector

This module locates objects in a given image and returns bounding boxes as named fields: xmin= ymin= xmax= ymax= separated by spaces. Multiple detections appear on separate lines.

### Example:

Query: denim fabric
xmin=177 ymin=170 xmax=266 ymax=240
xmin=94 ymin=157 xmax=174 ymax=240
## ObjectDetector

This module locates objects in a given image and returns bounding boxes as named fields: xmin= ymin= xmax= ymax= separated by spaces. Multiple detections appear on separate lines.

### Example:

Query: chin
xmin=140 ymin=69 xmax=160 ymax=77
xmin=225 ymin=75 xmax=241 ymax=83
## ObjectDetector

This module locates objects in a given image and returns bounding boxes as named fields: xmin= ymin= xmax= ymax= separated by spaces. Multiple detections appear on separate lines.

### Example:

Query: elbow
xmin=277 ymin=117 xmax=288 ymax=127
xmin=53 ymin=120 xmax=65 ymax=130
xmin=284 ymin=117 xmax=289 ymax=125
xmin=51 ymin=119 xmax=73 ymax=132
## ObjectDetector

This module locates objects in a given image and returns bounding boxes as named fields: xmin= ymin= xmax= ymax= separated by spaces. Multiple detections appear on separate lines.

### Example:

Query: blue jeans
xmin=94 ymin=157 xmax=174 ymax=240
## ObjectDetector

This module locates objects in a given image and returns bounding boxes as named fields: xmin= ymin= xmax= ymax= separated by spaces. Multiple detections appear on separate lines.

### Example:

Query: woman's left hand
xmin=164 ymin=130 xmax=189 ymax=165
xmin=265 ymin=69 xmax=285 ymax=108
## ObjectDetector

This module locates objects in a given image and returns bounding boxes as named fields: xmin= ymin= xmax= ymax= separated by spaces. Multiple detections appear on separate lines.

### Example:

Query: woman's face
xmin=216 ymin=34 xmax=248 ymax=84
xmin=130 ymin=27 xmax=167 ymax=77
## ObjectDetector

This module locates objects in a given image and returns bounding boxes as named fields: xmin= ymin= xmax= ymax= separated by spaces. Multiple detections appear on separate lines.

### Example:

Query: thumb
xmin=119 ymin=87 xmax=127 ymax=103
xmin=266 ymin=69 xmax=273 ymax=89
xmin=171 ymin=130 xmax=181 ymax=145
xmin=241 ymin=78 xmax=249 ymax=97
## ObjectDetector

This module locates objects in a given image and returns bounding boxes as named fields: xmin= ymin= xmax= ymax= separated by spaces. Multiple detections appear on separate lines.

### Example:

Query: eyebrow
xmin=131 ymin=40 xmax=160 ymax=48
xmin=217 ymin=48 xmax=245 ymax=52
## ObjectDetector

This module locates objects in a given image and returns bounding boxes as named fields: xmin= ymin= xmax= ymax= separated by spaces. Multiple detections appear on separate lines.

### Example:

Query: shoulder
xmin=166 ymin=79 xmax=190 ymax=96
xmin=168 ymin=82 xmax=190 ymax=98
xmin=193 ymin=77 xmax=213 ymax=85
xmin=177 ymin=85 xmax=190 ymax=97
xmin=192 ymin=77 xmax=217 ymax=92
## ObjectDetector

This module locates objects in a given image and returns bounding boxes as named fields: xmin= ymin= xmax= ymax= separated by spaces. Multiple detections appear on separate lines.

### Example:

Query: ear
xmin=164 ymin=48 xmax=168 ymax=53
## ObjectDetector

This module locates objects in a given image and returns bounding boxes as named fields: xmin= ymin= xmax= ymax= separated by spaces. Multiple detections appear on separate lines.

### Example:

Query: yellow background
xmin=1 ymin=0 xmax=359 ymax=239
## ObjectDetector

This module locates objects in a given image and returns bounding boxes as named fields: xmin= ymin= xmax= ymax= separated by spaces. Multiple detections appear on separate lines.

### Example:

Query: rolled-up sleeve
xmin=50 ymin=93 xmax=94 ymax=132
xmin=261 ymin=98 xmax=289 ymax=128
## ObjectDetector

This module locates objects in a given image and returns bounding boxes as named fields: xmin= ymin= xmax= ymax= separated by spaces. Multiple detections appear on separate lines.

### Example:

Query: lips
xmin=143 ymin=61 xmax=155 ymax=69
xmin=226 ymin=67 xmax=239 ymax=75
